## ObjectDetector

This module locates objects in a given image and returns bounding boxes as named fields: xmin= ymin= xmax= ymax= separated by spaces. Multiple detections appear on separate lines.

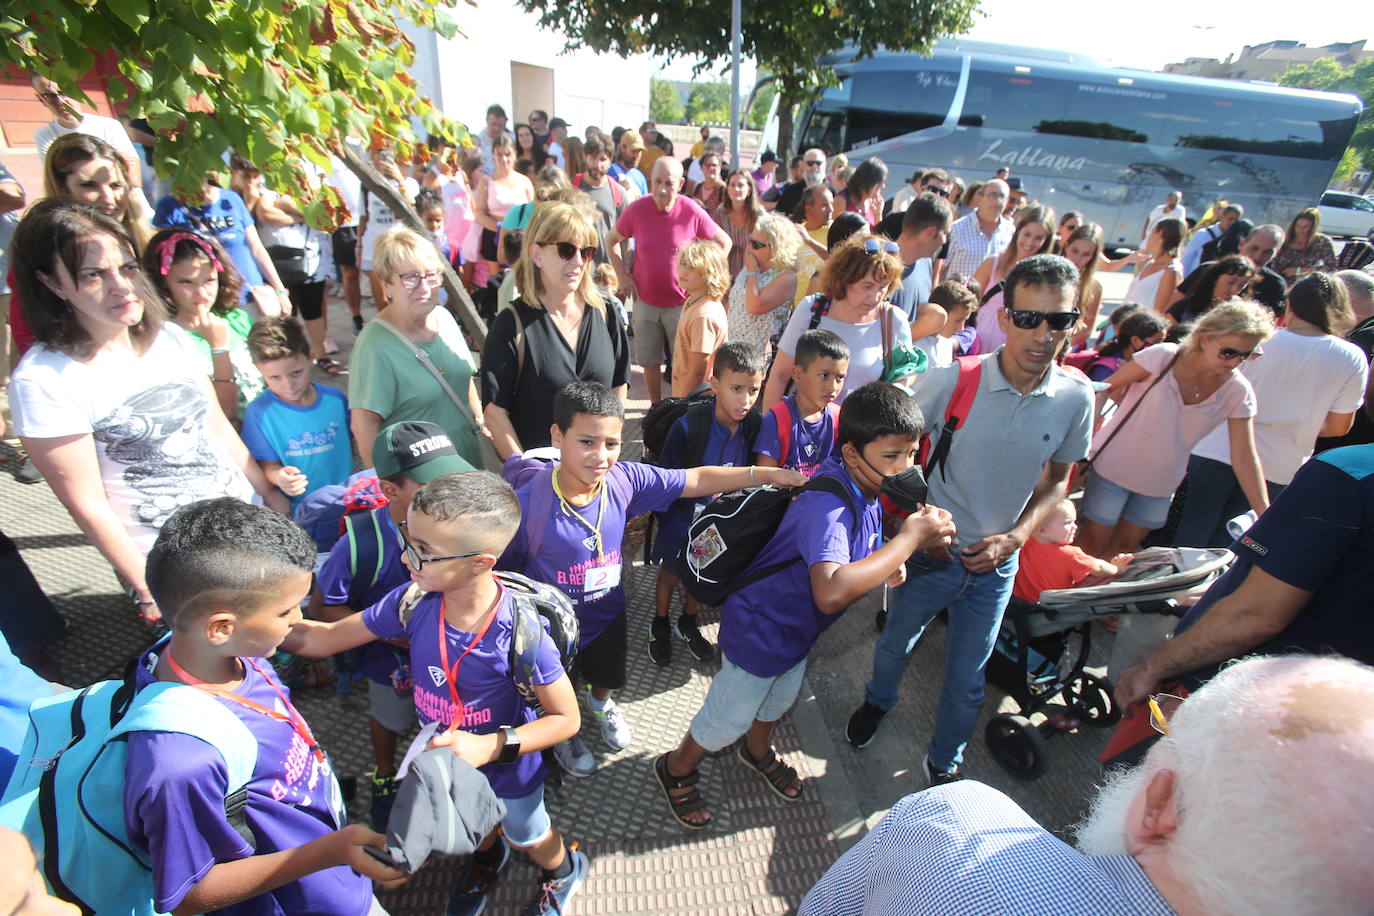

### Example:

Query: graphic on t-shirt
xmin=286 ymin=422 xmax=343 ymax=457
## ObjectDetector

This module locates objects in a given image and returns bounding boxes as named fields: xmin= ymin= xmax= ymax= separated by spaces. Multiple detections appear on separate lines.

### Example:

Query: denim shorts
xmin=689 ymin=657 xmax=806 ymax=752
xmin=1080 ymin=472 xmax=1173 ymax=531
xmin=500 ymin=784 xmax=552 ymax=847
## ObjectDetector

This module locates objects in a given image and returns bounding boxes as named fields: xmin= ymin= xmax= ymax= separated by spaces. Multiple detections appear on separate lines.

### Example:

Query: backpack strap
xmin=684 ymin=401 xmax=714 ymax=469
xmin=609 ymin=179 xmax=624 ymax=209
xmin=807 ymin=295 xmax=831 ymax=331
xmin=395 ymin=582 xmax=428 ymax=629
xmin=725 ymin=475 xmax=861 ymax=592
xmin=923 ymin=356 xmax=983 ymax=481
xmin=769 ymin=401 xmax=793 ymax=467
xmin=343 ymin=507 xmax=387 ymax=610
xmin=741 ymin=410 xmax=763 ymax=456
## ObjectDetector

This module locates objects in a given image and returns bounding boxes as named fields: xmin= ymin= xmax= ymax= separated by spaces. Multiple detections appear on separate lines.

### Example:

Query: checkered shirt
xmin=944 ymin=212 xmax=1016 ymax=281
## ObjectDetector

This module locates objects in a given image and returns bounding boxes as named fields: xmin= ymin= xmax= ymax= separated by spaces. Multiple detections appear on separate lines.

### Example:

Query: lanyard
xmin=436 ymin=586 xmax=502 ymax=732
xmin=164 ymin=651 xmax=326 ymax=764
xmin=551 ymin=466 xmax=607 ymax=560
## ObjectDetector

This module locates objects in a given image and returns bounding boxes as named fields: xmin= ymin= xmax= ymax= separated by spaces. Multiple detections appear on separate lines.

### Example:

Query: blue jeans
xmin=1173 ymin=455 xmax=1286 ymax=548
xmin=865 ymin=550 xmax=1018 ymax=772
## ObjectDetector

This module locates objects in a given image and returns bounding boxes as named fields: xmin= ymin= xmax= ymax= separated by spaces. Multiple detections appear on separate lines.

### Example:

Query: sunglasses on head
xmin=1217 ymin=345 xmax=1261 ymax=362
xmin=1005 ymin=307 xmax=1081 ymax=331
xmin=863 ymin=238 xmax=900 ymax=256
xmin=749 ymin=238 xmax=771 ymax=250
xmin=547 ymin=241 xmax=597 ymax=262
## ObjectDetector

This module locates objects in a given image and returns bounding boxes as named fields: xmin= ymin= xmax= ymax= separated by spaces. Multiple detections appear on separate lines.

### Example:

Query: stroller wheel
xmin=985 ymin=714 xmax=1049 ymax=780
xmin=1077 ymin=675 xmax=1122 ymax=727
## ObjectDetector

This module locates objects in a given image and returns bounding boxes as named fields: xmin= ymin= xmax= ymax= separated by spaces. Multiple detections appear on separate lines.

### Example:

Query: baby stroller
xmin=983 ymin=546 xmax=1232 ymax=779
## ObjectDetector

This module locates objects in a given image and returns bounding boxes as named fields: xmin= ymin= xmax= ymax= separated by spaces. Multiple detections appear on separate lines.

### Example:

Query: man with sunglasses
xmin=846 ymin=254 xmax=1094 ymax=787
xmin=772 ymin=148 xmax=829 ymax=216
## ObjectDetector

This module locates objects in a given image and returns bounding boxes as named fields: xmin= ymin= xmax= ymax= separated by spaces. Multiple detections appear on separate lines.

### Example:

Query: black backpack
xmin=640 ymin=384 xmax=713 ymax=465
xmin=680 ymin=476 xmax=859 ymax=606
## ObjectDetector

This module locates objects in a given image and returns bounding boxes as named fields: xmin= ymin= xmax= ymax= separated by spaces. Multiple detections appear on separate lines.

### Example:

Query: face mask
xmin=859 ymin=452 xmax=928 ymax=516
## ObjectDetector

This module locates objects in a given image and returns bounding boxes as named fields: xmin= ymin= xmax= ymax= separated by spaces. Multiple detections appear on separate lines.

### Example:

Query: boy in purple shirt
xmin=654 ymin=383 xmax=956 ymax=829
xmin=283 ymin=472 xmax=591 ymax=916
xmin=123 ymin=499 xmax=406 ymax=916
xmin=499 ymin=378 xmax=805 ymax=777
xmin=755 ymin=329 xmax=850 ymax=477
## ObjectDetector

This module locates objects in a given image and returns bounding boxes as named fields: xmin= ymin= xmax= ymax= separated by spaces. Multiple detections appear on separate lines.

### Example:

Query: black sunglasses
xmin=923 ymin=184 xmax=950 ymax=195
xmin=1005 ymin=308 xmax=1081 ymax=331
xmin=749 ymin=238 xmax=771 ymax=250
xmin=1217 ymin=345 xmax=1261 ymax=362
xmin=547 ymin=241 xmax=597 ymax=262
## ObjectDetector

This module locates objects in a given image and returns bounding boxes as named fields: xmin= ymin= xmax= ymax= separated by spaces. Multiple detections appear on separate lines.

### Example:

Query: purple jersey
xmin=315 ymin=506 xmax=411 ymax=684
xmin=499 ymin=460 xmax=686 ymax=644
xmin=753 ymin=396 xmax=838 ymax=477
xmin=123 ymin=647 xmax=363 ymax=916
xmin=719 ymin=458 xmax=882 ymax=677
xmin=363 ymin=582 xmax=565 ymax=798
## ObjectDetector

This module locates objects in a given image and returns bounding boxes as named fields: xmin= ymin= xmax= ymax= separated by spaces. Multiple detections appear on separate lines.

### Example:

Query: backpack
xmin=291 ymin=470 xmax=389 ymax=554
xmin=639 ymin=384 xmax=713 ymax=465
xmin=394 ymin=570 xmax=579 ymax=711
xmin=681 ymin=475 xmax=859 ymax=606
xmin=919 ymin=356 xmax=983 ymax=482
xmin=0 ymin=649 xmax=257 ymax=916
xmin=805 ymin=295 xmax=832 ymax=332
xmin=572 ymin=172 xmax=624 ymax=209
xmin=769 ymin=399 xmax=840 ymax=470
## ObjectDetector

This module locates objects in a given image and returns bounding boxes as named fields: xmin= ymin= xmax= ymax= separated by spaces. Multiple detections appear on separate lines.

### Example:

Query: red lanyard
xmin=436 ymin=586 xmax=502 ymax=732
xmin=165 ymin=650 xmax=326 ymax=763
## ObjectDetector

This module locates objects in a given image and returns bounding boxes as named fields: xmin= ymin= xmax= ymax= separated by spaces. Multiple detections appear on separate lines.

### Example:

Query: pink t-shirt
xmin=1090 ymin=342 xmax=1256 ymax=498
xmin=614 ymin=195 xmax=719 ymax=308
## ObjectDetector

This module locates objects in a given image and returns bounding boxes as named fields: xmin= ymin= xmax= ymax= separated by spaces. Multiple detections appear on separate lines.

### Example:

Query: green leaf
xmin=369 ymin=57 xmax=397 ymax=81
xmin=105 ymin=0 xmax=150 ymax=30
xmin=432 ymin=7 xmax=458 ymax=39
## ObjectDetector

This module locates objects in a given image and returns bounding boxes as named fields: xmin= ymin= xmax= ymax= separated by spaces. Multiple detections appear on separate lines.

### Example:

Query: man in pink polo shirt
xmin=607 ymin=157 xmax=732 ymax=404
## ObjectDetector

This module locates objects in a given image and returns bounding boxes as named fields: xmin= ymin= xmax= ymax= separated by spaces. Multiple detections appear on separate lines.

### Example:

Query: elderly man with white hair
xmin=801 ymin=654 xmax=1374 ymax=916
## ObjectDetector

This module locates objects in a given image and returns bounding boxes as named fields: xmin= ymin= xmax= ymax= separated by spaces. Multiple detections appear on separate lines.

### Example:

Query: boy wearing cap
xmin=308 ymin=420 xmax=473 ymax=830
xmin=610 ymin=130 xmax=648 ymax=197
xmin=752 ymin=151 xmax=780 ymax=197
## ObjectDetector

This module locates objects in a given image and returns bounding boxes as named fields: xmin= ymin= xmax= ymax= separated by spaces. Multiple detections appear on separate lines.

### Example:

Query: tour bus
xmin=785 ymin=40 xmax=1363 ymax=248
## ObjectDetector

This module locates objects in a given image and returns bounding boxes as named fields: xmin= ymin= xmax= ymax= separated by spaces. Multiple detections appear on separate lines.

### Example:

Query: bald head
xmin=1240 ymin=225 xmax=1283 ymax=268
xmin=1336 ymin=269 xmax=1374 ymax=321
xmin=650 ymin=156 xmax=683 ymax=211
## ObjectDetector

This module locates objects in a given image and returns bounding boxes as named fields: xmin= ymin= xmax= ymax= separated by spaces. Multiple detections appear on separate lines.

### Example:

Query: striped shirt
xmin=799 ymin=782 xmax=1175 ymax=916
xmin=944 ymin=212 xmax=1015 ymax=281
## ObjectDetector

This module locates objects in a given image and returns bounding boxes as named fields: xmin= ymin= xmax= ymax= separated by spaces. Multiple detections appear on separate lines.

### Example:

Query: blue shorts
xmin=1081 ymin=472 xmax=1173 ymax=531
xmin=689 ymin=657 xmax=806 ymax=752
xmin=500 ymin=784 xmax=551 ymax=847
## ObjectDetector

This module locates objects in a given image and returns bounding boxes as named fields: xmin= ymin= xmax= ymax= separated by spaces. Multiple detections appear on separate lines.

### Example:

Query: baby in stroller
xmin=1013 ymin=499 xmax=1130 ymax=603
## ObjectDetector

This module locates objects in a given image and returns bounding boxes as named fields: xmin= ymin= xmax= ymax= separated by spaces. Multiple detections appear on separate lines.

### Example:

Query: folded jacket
xmin=384 ymin=747 xmax=506 ymax=872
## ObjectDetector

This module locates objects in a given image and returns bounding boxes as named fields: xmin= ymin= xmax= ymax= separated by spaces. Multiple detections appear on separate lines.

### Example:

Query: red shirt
xmin=1013 ymin=537 xmax=1099 ymax=602
xmin=614 ymin=195 xmax=718 ymax=309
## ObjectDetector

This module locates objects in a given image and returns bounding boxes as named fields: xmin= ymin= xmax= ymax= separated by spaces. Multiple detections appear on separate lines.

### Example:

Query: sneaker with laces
xmin=552 ymin=734 xmax=597 ymax=777
xmin=677 ymin=614 xmax=715 ymax=662
xmin=368 ymin=769 xmax=399 ymax=832
xmin=446 ymin=836 xmax=511 ymax=916
xmin=352 ymin=313 xmax=365 ymax=334
xmin=520 ymin=848 xmax=589 ymax=916
xmin=647 ymin=615 xmax=672 ymax=666
xmin=922 ymin=754 xmax=962 ymax=788
xmin=845 ymin=701 xmax=887 ymax=748
xmin=587 ymin=688 xmax=632 ymax=751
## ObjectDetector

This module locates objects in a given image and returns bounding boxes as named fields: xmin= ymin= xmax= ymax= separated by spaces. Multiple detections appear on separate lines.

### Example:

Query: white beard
xmin=1072 ymin=764 xmax=1151 ymax=856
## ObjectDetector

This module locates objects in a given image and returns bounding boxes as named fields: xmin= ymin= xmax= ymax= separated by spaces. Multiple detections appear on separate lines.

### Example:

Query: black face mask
xmin=860 ymin=453 xmax=928 ymax=514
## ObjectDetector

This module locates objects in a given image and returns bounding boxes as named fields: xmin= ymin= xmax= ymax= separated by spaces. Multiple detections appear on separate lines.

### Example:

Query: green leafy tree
xmin=1279 ymin=57 xmax=1374 ymax=190
xmin=747 ymin=81 xmax=776 ymax=130
xmin=2 ymin=0 xmax=490 ymax=341
xmin=685 ymin=81 xmax=730 ymax=125
xmin=649 ymin=76 xmax=684 ymax=123
xmin=514 ymin=0 xmax=981 ymax=157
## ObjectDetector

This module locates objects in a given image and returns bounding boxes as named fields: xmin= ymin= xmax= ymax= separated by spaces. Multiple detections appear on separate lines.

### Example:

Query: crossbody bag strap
xmin=374 ymin=317 xmax=481 ymax=437
xmin=1086 ymin=351 xmax=1180 ymax=470
xmin=881 ymin=305 xmax=893 ymax=377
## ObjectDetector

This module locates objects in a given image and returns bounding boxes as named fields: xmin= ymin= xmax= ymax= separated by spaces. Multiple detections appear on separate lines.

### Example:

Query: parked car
xmin=1317 ymin=190 xmax=1374 ymax=239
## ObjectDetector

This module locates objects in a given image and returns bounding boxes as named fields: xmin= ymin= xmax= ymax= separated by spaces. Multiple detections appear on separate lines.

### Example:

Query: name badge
xmin=584 ymin=564 xmax=621 ymax=595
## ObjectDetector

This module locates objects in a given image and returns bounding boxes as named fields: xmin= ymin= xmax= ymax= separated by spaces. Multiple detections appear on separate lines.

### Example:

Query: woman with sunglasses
xmin=1076 ymin=300 xmax=1274 ymax=559
xmin=1174 ymin=274 xmax=1367 ymax=547
xmin=971 ymin=206 xmax=1056 ymax=354
xmin=726 ymin=212 xmax=800 ymax=355
xmin=480 ymin=201 xmax=629 ymax=455
xmin=1167 ymin=254 xmax=1255 ymax=326
xmin=350 ymin=227 xmax=486 ymax=472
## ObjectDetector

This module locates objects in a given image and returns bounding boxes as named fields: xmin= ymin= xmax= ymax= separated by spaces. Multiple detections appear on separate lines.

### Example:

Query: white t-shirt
xmin=1191 ymin=330 xmax=1368 ymax=484
xmin=255 ymin=189 xmax=333 ymax=284
xmin=325 ymin=154 xmax=363 ymax=228
xmin=915 ymin=334 xmax=957 ymax=369
xmin=546 ymin=140 xmax=565 ymax=170
xmin=9 ymin=325 xmax=254 ymax=554
xmin=1143 ymin=203 xmax=1186 ymax=243
xmin=34 ymin=113 xmax=138 ymax=163
xmin=777 ymin=297 xmax=915 ymax=402
xmin=359 ymin=177 xmax=420 ymax=268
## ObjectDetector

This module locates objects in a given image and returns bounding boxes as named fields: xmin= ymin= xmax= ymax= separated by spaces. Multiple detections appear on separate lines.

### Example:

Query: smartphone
xmin=363 ymin=845 xmax=404 ymax=870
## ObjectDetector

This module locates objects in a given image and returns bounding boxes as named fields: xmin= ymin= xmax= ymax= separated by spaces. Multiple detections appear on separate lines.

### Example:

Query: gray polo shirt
xmin=913 ymin=351 xmax=1093 ymax=549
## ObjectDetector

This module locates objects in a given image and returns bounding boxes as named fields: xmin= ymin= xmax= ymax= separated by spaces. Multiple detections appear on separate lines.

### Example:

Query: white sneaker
xmin=552 ymin=735 xmax=596 ymax=777
xmin=588 ymin=690 xmax=632 ymax=751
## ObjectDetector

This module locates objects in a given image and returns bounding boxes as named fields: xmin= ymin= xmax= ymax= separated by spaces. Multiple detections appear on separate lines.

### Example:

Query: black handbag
xmin=266 ymin=243 xmax=310 ymax=288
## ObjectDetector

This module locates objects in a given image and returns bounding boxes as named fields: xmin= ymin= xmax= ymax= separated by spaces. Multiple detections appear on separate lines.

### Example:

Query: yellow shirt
xmin=690 ymin=139 xmax=707 ymax=159
xmin=793 ymin=222 xmax=832 ymax=310
xmin=638 ymin=147 xmax=665 ymax=178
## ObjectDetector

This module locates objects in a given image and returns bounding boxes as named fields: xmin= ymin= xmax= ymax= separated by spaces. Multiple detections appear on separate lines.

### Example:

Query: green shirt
xmin=184 ymin=308 xmax=265 ymax=418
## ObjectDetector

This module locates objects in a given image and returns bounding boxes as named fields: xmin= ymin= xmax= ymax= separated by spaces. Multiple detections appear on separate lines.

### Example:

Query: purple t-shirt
xmin=499 ymin=459 xmax=687 ymax=644
xmin=362 ymin=582 xmax=564 ymax=798
xmin=315 ymin=505 xmax=411 ymax=684
xmin=719 ymin=458 xmax=882 ymax=677
xmin=754 ymin=396 xmax=837 ymax=477
xmin=123 ymin=647 xmax=363 ymax=916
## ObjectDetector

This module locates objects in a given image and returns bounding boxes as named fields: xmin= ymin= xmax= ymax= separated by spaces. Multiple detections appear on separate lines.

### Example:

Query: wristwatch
xmin=497 ymin=725 xmax=521 ymax=764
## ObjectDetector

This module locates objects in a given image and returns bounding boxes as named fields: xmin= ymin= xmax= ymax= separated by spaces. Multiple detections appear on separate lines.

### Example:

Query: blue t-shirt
xmin=499 ymin=459 xmax=687 ymax=644
xmin=153 ymin=188 xmax=263 ymax=300
xmin=241 ymin=384 xmax=352 ymax=510
xmin=754 ymin=396 xmax=837 ymax=477
xmin=720 ymin=458 xmax=882 ymax=677
xmin=654 ymin=402 xmax=755 ymax=558
xmin=363 ymin=582 xmax=564 ymax=798
xmin=315 ymin=506 xmax=411 ymax=684
xmin=609 ymin=162 xmax=648 ymax=197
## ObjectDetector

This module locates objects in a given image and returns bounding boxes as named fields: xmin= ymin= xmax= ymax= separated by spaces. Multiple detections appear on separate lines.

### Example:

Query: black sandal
xmin=315 ymin=356 xmax=343 ymax=376
xmin=736 ymin=744 xmax=802 ymax=803
xmin=652 ymin=754 xmax=712 ymax=830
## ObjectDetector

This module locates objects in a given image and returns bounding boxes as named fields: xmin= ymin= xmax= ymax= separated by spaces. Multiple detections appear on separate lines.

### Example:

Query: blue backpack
xmin=0 ymin=650 xmax=257 ymax=915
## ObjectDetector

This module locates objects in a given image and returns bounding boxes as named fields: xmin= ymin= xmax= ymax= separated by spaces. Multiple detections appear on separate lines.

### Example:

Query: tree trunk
xmin=777 ymin=87 xmax=797 ymax=161
xmin=336 ymin=140 xmax=487 ymax=348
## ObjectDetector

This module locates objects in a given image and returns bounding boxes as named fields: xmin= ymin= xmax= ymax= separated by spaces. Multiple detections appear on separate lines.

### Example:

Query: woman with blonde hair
xmin=1269 ymin=207 xmax=1336 ymax=281
xmin=971 ymin=205 xmax=1055 ymax=353
xmin=481 ymin=200 xmax=628 ymax=453
xmin=349 ymin=225 xmax=486 ymax=470
xmin=1076 ymin=299 xmax=1275 ymax=558
xmin=726 ymin=211 xmax=800 ymax=354
xmin=672 ymin=240 xmax=732 ymax=396
xmin=1060 ymin=222 xmax=1105 ymax=347
xmin=712 ymin=169 xmax=761 ymax=278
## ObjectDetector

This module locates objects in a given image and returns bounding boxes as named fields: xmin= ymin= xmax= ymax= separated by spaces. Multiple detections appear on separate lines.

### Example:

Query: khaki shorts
xmin=632 ymin=303 xmax=683 ymax=368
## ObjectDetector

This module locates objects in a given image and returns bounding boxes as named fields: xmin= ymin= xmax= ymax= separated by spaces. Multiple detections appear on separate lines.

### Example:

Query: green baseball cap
xmin=372 ymin=421 xmax=474 ymax=483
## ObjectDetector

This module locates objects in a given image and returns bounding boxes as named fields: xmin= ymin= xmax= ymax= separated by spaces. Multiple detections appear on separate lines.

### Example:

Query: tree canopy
xmin=684 ymin=81 xmax=730 ymax=125
xmin=1278 ymin=57 xmax=1374 ymax=183
xmin=649 ymin=76 xmax=684 ymax=123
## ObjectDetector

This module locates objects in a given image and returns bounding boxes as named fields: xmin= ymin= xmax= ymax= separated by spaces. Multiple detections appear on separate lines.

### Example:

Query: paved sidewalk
xmin=0 ymin=290 xmax=1122 ymax=915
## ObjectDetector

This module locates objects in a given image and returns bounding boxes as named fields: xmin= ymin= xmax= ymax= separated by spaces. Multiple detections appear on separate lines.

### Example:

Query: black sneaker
xmin=648 ymin=616 xmax=672 ymax=666
xmin=874 ymin=609 xmax=887 ymax=633
xmin=447 ymin=836 xmax=511 ymax=916
xmin=922 ymin=754 xmax=962 ymax=788
xmin=677 ymin=614 xmax=714 ymax=662
xmin=352 ymin=313 xmax=365 ymax=334
xmin=846 ymin=702 xmax=887 ymax=748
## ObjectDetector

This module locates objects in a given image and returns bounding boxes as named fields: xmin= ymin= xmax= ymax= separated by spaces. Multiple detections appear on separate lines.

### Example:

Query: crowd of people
xmin=2 ymin=74 xmax=1373 ymax=916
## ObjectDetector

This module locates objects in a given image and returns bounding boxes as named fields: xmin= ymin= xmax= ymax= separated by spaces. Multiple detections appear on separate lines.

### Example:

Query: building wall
xmin=1163 ymin=40 xmax=1373 ymax=82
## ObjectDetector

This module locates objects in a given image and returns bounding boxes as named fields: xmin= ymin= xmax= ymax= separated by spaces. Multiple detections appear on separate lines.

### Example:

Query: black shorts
xmin=289 ymin=280 xmax=326 ymax=321
xmin=331 ymin=226 xmax=359 ymax=269
xmin=574 ymin=611 xmax=627 ymax=690
xmin=479 ymin=228 xmax=500 ymax=263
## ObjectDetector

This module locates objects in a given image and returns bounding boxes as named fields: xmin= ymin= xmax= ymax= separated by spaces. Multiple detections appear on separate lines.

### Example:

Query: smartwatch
xmin=497 ymin=725 xmax=521 ymax=764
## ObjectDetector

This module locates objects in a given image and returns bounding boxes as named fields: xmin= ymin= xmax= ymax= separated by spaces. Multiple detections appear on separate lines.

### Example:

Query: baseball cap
xmin=372 ymin=420 xmax=474 ymax=483
xmin=760 ymin=150 xmax=778 ymax=164
xmin=549 ymin=117 xmax=568 ymax=131
xmin=620 ymin=129 xmax=645 ymax=151
xmin=1006 ymin=177 xmax=1024 ymax=192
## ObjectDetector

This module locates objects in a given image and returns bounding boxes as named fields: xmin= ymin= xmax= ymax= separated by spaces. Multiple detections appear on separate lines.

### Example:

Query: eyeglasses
xmin=1217 ymin=345 xmax=1262 ymax=362
xmin=749 ymin=238 xmax=771 ymax=250
xmin=546 ymin=241 xmax=597 ymax=262
xmin=400 ymin=527 xmax=487 ymax=570
xmin=804 ymin=159 xmax=826 ymax=167
xmin=397 ymin=271 xmax=443 ymax=290
xmin=923 ymin=185 xmax=950 ymax=195
xmin=1005 ymin=308 xmax=1081 ymax=331
xmin=1147 ymin=693 xmax=1185 ymax=736
xmin=863 ymin=238 xmax=900 ymax=256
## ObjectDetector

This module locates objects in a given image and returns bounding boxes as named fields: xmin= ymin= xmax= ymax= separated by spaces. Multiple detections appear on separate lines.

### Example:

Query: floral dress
xmin=727 ymin=266 xmax=789 ymax=354
xmin=1269 ymin=233 xmax=1336 ymax=278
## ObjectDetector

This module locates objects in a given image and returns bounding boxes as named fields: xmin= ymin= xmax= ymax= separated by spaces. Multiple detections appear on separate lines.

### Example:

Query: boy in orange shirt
xmin=671 ymin=241 xmax=731 ymax=397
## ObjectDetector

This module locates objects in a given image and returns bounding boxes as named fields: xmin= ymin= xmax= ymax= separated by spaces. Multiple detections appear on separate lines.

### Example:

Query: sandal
xmin=736 ymin=743 xmax=803 ymax=803
xmin=314 ymin=356 xmax=343 ymax=376
xmin=652 ymin=754 xmax=712 ymax=830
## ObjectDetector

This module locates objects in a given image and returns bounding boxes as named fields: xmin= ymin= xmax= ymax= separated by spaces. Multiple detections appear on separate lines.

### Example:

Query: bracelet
xmin=749 ymin=465 xmax=757 ymax=485
xmin=211 ymin=377 xmax=234 ymax=383
xmin=134 ymin=599 xmax=156 ymax=607
xmin=210 ymin=348 xmax=229 ymax=355
xmin=275 ymin=288 xmax=288 ymax=296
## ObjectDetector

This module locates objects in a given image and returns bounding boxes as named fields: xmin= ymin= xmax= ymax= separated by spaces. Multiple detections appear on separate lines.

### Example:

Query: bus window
xmin=845 ymin=69 xmax=957 ymax=150
xmin=1171 ymin=94 xmax=1350 ymax=160
xmin=799 ymin=110 xmax=846 ymax=156
xmin=1050 ymin=82 xmax=1153 ymax=143
xmin=958 ymin=68 xmax=1070 ymax=132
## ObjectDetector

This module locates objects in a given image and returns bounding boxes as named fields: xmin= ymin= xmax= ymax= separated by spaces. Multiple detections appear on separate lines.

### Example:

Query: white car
xmin=1317 ymin=190 xmax=1374 ymax=239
